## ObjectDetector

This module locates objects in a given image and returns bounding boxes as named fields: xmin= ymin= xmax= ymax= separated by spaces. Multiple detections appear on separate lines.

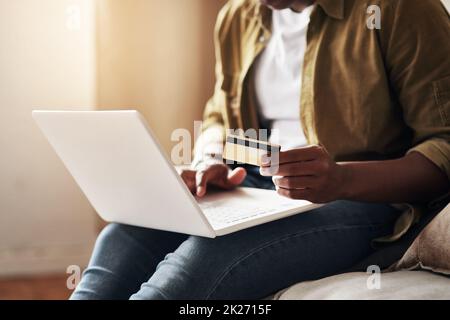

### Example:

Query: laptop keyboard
xmin=196 ymin=188 xmax=321 ymax=231
xmin=199 ymin=201 xmax=282 ymax=229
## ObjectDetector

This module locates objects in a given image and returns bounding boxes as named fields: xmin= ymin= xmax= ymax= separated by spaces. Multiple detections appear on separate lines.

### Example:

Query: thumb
xmin=227 ymin=167 xmax=247 ymax=186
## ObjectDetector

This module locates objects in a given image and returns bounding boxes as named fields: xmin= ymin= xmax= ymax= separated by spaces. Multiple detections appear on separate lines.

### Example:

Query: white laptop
xmin=32 ymin=110 xmax=321 ymax=238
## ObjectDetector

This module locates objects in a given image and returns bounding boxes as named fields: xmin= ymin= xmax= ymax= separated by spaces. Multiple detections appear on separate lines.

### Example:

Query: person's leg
xmin=70 ymin=166 xmax=268 ymax=300
xmin=70 ymin=224 xmax=187 ymax=300
xmin=130 ymin=200 xmax=402 ymax=300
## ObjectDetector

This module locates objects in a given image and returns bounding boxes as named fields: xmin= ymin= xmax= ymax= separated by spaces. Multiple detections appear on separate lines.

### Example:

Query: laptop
xmin=32 ymin=110 xmax=322 ymax=238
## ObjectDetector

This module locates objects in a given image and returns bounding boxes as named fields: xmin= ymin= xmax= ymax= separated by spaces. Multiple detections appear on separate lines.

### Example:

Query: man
xmin=72 ymin=0 xmax=449 ymax=300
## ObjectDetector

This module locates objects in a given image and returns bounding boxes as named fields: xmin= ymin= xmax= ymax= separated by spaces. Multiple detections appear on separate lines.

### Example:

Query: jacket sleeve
xmin=384 ymin=0 xmax=450 ymax=179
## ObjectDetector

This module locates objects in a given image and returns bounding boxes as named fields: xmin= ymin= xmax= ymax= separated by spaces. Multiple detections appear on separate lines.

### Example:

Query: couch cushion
xmin=274 ymin=271 xmax=450 ymax=300
xmin=392 ymin=203 xmax=450 ymax=275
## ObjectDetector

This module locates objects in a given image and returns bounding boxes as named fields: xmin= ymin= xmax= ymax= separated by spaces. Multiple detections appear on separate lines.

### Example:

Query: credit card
xmin=223 ymin=135 xmax=281 ymax=166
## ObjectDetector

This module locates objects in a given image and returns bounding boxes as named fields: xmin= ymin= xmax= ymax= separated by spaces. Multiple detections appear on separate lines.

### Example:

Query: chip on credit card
xmin=223 ymin=135 xmax=281 ymax=166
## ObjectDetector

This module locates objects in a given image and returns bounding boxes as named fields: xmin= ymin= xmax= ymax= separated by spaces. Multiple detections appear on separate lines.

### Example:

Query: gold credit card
xmin=223 ymin=135 xmax=281 ymax=166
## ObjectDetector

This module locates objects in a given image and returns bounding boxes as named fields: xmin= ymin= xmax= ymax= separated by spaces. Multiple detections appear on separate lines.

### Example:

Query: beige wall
xmin=97 ymin=0 xmax=225 ymax=152
xmin=0 ymin=0 xmax=98 ymax=276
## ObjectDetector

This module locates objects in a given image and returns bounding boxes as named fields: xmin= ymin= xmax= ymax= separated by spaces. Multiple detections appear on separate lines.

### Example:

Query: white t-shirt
xmin=254 ymin=6 xmax=314 ymax=150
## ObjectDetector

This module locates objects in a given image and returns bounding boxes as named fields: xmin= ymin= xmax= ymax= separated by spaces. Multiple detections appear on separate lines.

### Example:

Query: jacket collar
xmin=259 ymin=0 xmax=345 ymax=21
xmin=258 ymin=0 xmax=345 ymax=35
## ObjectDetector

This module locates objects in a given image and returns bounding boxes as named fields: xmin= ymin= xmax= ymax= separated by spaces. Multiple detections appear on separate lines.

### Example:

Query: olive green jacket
xmin=197 ymin=0 xmax=450 ymax=241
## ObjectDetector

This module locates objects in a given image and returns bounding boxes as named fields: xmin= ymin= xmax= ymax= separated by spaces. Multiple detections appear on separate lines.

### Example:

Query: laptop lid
xmin=32 ymin=110 xmax=216 ymax=238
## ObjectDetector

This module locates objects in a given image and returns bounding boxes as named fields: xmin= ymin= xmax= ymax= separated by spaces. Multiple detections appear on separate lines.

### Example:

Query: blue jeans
xmin=71 ymin=167 xmax=402 ymax=300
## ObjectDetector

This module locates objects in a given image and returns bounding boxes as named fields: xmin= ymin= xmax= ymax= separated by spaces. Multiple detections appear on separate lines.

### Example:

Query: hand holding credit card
xmin=223 ymin=134 xmax=281 ymax=166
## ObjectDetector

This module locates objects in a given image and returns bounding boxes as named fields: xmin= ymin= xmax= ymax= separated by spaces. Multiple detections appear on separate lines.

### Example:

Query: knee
xmin=95 ymin=223 xmax=132 ymax=246
xmin=160 ymin=236 xmax=235 ymax=274
xmin=98 ymin=223 xmax=123 ymax=238
xmin=134 ymin=236 xmax=232 ymax=300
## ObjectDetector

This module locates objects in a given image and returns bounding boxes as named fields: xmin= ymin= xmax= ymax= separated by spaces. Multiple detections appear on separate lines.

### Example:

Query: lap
xmin=130 ymin=200 xmax=401 ymax=300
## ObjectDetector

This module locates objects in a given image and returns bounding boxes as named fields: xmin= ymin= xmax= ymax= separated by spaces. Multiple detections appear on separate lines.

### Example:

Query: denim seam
xmin=71 ymin=288 xmax=105 ymax=300
xmin=85 ymin=266 xmax=132 ymax=288
xmin=157 ymin=257 xmax=194 ymax=281
xmin=132 ymin=283 xmax=171 ymax=300
xmin=205 ymin=222 xmax=389 ymax=299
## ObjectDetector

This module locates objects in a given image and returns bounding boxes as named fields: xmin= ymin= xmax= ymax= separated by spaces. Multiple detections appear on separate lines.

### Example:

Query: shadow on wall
xmin=96 ymin=0 xmax=226 ymax=152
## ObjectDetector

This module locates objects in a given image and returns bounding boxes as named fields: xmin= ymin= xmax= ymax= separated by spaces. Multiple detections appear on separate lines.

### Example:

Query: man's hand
xmin=260 ymin=145 xmax=346 ymax=203
xmin=180 ymin=163 xmax=247 ymax=198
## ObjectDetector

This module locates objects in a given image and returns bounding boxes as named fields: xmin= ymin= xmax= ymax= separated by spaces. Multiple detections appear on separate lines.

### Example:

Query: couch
xmin=274 ymin=203 xmax=450 ymax=300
